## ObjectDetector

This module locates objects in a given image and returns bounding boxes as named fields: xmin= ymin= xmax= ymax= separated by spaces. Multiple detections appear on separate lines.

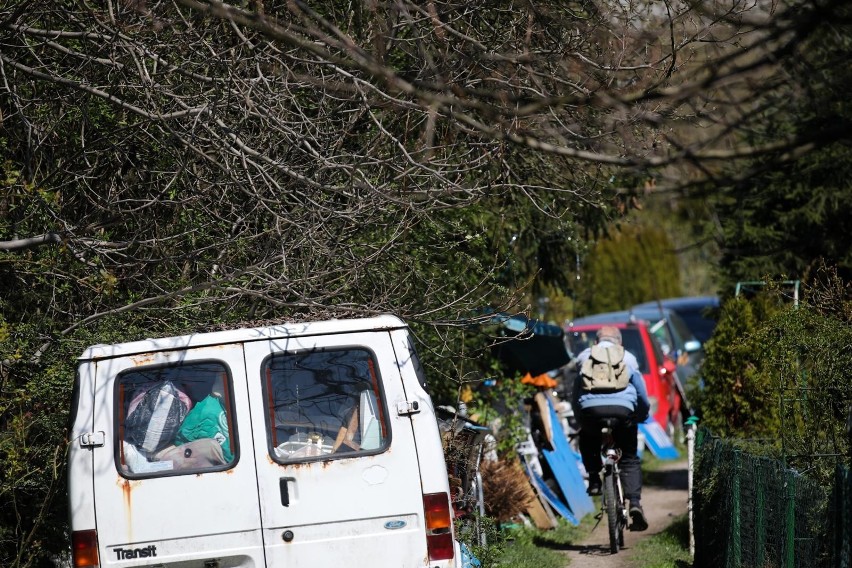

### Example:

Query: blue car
xmin=632 ymin=296 xmax=720 ymax=345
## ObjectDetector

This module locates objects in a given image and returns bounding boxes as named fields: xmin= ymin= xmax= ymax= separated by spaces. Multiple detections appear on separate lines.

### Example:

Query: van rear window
xmin=262 ymin=348 xmax=389 ymax=462
xmin=115 ymin=361 xmax=237 ymax=477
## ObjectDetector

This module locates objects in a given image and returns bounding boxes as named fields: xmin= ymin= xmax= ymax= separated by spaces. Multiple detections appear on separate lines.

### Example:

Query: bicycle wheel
xmin=604 ymin=471 xmax=619 ymax=554
xmin=613 ymin=469 xmax=627 ymax=547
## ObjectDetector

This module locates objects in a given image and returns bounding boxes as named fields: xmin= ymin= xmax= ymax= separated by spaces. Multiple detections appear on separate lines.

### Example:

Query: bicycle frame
xmin=600 ymin=423 xmax=629 ymax=553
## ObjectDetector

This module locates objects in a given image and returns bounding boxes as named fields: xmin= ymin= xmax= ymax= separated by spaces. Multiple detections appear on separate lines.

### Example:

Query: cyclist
xmin=573 ymin=325 xmax=650 ymax=531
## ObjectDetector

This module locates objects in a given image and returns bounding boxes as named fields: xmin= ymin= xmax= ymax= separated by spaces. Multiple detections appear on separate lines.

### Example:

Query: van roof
xmin=79 ymin=314 xmax=407 ymax=361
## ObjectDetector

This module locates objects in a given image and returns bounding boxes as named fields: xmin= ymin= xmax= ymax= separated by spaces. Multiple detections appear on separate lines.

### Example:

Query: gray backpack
xmin=580 ymin=344 xmax=630 ymax=392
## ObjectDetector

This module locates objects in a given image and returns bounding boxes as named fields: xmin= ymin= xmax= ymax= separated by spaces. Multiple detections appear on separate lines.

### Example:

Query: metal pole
xmin=476 ymin=470 xmax=486 ymax=547
xmin=686 ymin=416 xmax=699 ymax=558
xmin=731 ymin=450 xmax=742 ymax=568
xmin=755 ymin=468 xmax=765 ymax=568
xmin=784 ymin=475 xmax=796 ymax=568
xmin=687 ymin=421 xmax=696 ymax=557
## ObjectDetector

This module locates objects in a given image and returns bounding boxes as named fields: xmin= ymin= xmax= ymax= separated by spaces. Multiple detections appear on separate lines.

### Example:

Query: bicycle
xmin=599 ymin=417 xmax=628 ymax=554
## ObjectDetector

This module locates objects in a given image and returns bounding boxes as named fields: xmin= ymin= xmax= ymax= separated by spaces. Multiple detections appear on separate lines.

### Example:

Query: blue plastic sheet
xmin=541 ymin=398 xmax=596 ymax=520
xmin=459 ymin=541 xmax=481 ymax=568
xmin=638 ymin=418 xmax=680 ymax=460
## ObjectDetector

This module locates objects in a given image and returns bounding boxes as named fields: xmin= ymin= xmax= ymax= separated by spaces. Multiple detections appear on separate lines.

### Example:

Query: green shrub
xmin=695 ymin=295 xmax=782 ymax=439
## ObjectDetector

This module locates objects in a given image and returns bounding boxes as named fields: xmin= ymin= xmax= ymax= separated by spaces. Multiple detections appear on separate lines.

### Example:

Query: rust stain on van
xmin=117 ymin=477 xmax=141 ymax=540
xmin=118 ymin=478 xmax=140 ymax=510
xmin=130 ymin=353 xmax=157 ymax=366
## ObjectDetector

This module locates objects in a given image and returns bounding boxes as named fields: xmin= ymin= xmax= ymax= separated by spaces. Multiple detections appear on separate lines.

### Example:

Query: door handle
xmin=279 ymin=477 xmax=295 ymax=507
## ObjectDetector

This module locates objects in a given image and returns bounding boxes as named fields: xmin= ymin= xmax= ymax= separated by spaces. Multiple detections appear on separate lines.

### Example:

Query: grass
xmin=630 ymin=513 xmax=692 ymax=568
xmin=634 ymin=445 xmax=692 ymax=567
xmin=483 ymin=443 xmax=691 ymax=567
xmin=493 ymin=518 xmax=589 ymax=568
xmin=491 ymin=511 xmax=692 ymax=568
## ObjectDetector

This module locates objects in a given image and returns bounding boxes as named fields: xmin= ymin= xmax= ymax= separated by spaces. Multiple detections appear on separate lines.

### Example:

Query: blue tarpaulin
xmin=638 ymin=418 xmax=680 ymax=460
xmin=528 ymin=464 xmax=579 ymax=525
xmin=541 ymin=397 xmax=596 ymax=520
xmin=490 ymin=313 xmax=571 ymax=376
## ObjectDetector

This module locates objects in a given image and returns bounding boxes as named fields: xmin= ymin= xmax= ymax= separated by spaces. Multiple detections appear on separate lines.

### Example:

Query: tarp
xmin=490 ymin=313 xmax=571 ymax=376
xmin=527 ymin=464 xmax=579 ymax=525
xmin=540 ymin=397 xmax=595 ymax=520
xmin=638 ymin=418 xmax=680 ymax=460
xmin=521 ymin=371 xmax=559 ymax=388
xmin=517 ymin=437 xmax=569 ymax=526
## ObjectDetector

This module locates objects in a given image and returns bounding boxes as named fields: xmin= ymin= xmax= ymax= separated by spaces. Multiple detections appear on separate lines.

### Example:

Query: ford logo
xmin=384 ymin=520 xmax=407 ymax=530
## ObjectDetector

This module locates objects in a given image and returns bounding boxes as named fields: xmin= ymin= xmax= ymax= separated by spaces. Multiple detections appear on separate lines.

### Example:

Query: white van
xmin=67 ymin=315 xmax=458 ymax=568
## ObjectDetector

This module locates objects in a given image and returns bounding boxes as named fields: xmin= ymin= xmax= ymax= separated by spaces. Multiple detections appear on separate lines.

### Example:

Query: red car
xmin=564 ymin=319 xmax=682 ymax=437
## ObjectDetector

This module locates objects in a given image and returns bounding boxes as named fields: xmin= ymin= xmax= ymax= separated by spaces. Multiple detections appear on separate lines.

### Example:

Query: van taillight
xmin=423 ymin=492 xmax=454 ymax=561
xmin=72 ymin=530 xmax=99 ymax=568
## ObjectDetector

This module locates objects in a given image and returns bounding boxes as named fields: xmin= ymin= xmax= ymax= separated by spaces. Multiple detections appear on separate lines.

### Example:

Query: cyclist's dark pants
xmin=579 ymin=405 xmax=642 ymax=505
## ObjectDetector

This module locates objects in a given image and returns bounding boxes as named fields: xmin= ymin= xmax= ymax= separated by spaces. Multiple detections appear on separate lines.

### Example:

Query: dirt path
xmin=561 ymin=459 xmax=689 ymax=567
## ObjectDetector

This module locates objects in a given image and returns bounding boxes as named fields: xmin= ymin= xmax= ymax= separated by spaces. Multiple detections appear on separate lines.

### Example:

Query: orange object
xmin=520 ymin=372 xmax=558 ymax=388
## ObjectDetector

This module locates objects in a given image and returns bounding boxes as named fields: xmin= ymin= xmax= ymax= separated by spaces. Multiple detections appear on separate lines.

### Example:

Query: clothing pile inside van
xmin=123 ymin=381 xmax=231 ymax=473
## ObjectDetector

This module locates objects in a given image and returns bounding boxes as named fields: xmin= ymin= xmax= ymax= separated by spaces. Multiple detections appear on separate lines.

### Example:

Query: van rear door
xmin=90 ymin=344 xmax=264 ymax=567
xmin=244 ymin=330 xmax=429 ymax=567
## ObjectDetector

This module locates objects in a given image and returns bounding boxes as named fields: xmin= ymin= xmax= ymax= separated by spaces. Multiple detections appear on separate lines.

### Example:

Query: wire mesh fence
xmin=828 ymin=465 xmax=851 ymax=568
xmin=693 ymin=428 xmax=850 ymax=568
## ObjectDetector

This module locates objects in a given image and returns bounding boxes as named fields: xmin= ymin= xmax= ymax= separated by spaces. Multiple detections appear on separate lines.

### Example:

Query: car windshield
xmin=667 ymin=312 xmax=698 ymax=345
xmin=647 ymin=318 xmax=675 ymax=355
xmin=567 ymin=327 xmax=649 ymax=373
xmin=676 ymin=308 xmax=717 ymax=343
xmin=635 ymin=310 xmax=697 ymax=354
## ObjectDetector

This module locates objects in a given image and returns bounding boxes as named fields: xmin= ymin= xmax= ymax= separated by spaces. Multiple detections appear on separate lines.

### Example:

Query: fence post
xmin=784 ymin=473 xmax=796 ymax=568
xmin=836 ymin=465 xmax=850 ymax=568
xmin=755 ymin=465 xmax=765 ymax=568
xmin=729 ymin=449 xmax=742 ymax=568
xmin=686 ymin=417 xmax=698 ymax=558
